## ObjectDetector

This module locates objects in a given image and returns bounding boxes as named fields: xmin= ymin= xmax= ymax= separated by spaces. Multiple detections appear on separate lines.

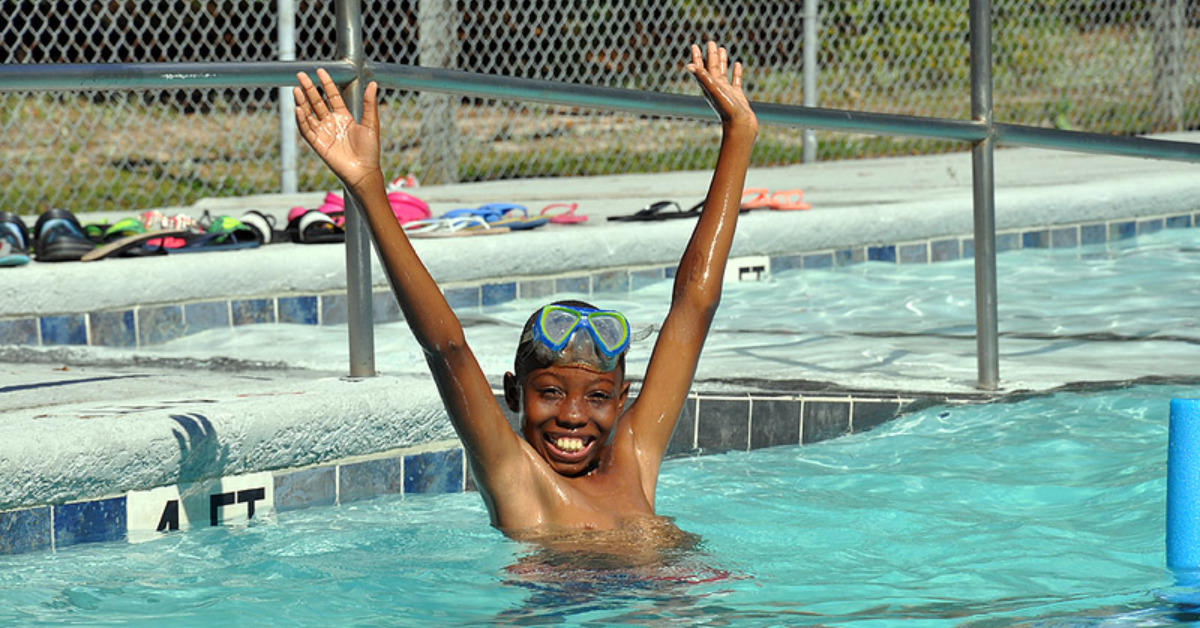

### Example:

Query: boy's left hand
xmin=686 ymin=41 xmax=757 ymax=130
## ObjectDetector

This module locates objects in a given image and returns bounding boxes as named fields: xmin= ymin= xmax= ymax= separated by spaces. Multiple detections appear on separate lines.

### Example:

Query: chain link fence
xmin=2 ymin=1 xmax=1196 ymax=214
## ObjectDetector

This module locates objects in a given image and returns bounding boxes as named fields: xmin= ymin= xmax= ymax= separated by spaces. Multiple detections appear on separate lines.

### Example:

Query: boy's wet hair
xmin=514 ymin=299 xmax=627 ymax=382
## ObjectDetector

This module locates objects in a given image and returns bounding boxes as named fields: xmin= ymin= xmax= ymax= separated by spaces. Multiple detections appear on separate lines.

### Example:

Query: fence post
xmin=969 ymin=0 xmax=999 ymax=391
xmin=1152 ymin=0 xmax=1185 ymax=132
xmin=277 ymin=0 xmax=298 ymax=194
xmin=336 ymin=0 xmax=377 ymax=378
xmin=801 ymin=0 xmax=819 ymax=163
xmin=418 ymin=0 xmax=461 ymax=184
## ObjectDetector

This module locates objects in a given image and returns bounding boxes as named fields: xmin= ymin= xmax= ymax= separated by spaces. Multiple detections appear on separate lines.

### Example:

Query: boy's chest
xmin=544 ymin=467 xmax=655 ymax=530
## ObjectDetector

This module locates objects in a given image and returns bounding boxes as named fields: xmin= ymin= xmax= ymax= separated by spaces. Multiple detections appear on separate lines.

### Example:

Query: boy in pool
xmin=294 ymin=41 xmax=757 ymax=537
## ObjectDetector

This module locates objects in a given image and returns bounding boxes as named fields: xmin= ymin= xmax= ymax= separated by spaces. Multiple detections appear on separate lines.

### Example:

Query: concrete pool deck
xmin=2 ymin=136 xmax=1199 ymax=534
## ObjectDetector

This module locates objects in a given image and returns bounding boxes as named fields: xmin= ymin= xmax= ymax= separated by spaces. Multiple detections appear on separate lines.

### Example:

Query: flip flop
xmin=739 ymin=188 xmax=772 ymax=211
xmin=33 ymin=208 xmax=97 ymax=262
xmin=167 ymin=214 xmax=262 ymax=253
xmin=0 ymin=211 xmax=32 ymax=267
xmin=287 ymin=210 xmax=345 ymax=244
xmin=81 ymin=229 xmax=190 ymax=262
xmin=492 ymin=215 xmax=549 ymax=231
xmin=607 ymin=200 xmax=701 ymax=222
xmin=405 ymin=216 xmax=511 ymax=238
xmin=389 ymin=192 xmax=432 ymax=225
xmin=443 ymin=203 xmax=526 ymax=223
xmin=139 ymin=210 xmax=196 ymax=231
xmin=540 ymin=202 xmax=588 ymax=224
xmin=239 ymin=210 xmax=285 ymax=244
xmin=769 ymin=189 xmax=812 ymax=211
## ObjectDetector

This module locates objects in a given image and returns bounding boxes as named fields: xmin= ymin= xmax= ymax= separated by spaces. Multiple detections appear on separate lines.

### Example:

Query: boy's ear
xmin=503 ymin=371 xmax=521 ymax=413
xmin=618 ymin=380 xmax=631 ymax=406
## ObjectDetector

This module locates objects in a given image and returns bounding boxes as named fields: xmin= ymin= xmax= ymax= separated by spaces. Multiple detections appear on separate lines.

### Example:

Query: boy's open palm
xmin=294 ymin=69 xmax=383 ymax=189
xmin=686 ymin=42 xmax=756 ymax=127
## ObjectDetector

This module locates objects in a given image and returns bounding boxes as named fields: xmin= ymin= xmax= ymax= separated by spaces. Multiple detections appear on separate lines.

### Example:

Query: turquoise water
xmin=138 ymin=227 xmax=1200 ymax=392
xmin=2 ymin=384 xmax=1198 ymax=626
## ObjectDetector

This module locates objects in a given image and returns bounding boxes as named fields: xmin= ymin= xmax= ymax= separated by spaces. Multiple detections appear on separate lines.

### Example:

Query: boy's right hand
xmin=686 ymin=41 xmax=758 ymax=133
xmin=294 ymin=69 xmax=384 ymax=190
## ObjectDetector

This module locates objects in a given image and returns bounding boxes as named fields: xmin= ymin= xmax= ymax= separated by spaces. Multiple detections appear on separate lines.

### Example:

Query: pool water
xmin=137 ymin=227 xmax=1200 ymax=393
xmin=2 ymin=383 xmax=1198 ymax=626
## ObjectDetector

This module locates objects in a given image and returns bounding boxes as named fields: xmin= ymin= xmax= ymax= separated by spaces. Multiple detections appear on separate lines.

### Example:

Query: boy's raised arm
xmin=293 ymin=70 xmax=521 ymax=474
xmin=627 ymin=43 xmax=758 ymax=468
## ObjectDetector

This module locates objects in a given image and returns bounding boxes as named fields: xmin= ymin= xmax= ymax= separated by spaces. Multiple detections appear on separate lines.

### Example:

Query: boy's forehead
xmin=524 ymin=364 xmax=623 ymax=383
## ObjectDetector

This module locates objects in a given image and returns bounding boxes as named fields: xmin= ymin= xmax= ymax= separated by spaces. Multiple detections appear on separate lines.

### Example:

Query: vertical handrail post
xmin=969 ymin=0 xmax=999 ymax=390
xmin=277 ymin=0 xmax=298 ymax=194
xmin=801 ymin=0 xmax=819 ymax=163
xmin=336 ymin=0 xmax=377 ymax=378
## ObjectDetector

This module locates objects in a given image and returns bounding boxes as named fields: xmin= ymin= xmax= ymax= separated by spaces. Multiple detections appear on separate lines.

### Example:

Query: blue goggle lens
xmin=534 ymin=306 xmax=630 ymax=358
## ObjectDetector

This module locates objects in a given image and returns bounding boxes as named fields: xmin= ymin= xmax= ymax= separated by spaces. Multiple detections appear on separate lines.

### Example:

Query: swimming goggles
xmin=530 ymin=305 xmax=630 ymax=372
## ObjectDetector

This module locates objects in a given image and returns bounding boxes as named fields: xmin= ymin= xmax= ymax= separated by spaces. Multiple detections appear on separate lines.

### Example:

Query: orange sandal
xmin=768 ymin=189 xmax=812 ymax=211
xmin=739 ymin=187 xmax=772 ymax=211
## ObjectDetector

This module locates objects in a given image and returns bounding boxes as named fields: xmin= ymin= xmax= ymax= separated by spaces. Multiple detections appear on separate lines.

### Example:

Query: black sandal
xmin=607 ymin=200 xmax=702 ymax=222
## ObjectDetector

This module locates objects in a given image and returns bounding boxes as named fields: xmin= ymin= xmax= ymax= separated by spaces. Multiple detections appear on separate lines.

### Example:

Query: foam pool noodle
xmin=1168 ymin=398 xmax=1200 ymax=590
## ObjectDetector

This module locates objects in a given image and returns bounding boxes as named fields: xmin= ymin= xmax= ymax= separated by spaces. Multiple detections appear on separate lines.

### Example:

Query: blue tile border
xmin=995 ymin=232 xmax=1021 ymax=252
xmin=53 ymin=497 xmax=127 ymax=548
xmin=138 ymin=305 xmax=184 ymax=345
xmin=1050 ymin=227 xmax=1078 ymax=248
xmin=274 ymin=467 xmax=336 ymax=513
xmin=1166 ymin=214 xmax=1192 ymax=229
xmin=867 ymin=244 xmax=896 ymax=262
xmin=184 ymin=300 xmax=231 ymax=335
xmin=370 ymin=291 xmax=401 ymax=324
xmin=481 ymin=282 xmax=517 ymax=306
xmin=279 ymin=295 xmax=320 ymax=325
xmin=444 ymin=286 xmax=480 ymax=310
xmin=341 ymin=456 xmax=405 ymax=503
xmin=803 ymin=252 xmax=833 ymax=269
xmin=899 ymin=243 xmax=929 ymax=264
xmin=321 ymin=293 xmax=349 ymax=325
xmin=931 ymin=239 xmax=960 ymax=262
xmin=1080 ymin=224 xmax=1106 ymax=245
xmin=0 ymin=507 xmax=51 ymax=555
xmin=555 ymin=275 xmax=591 ymax=295
xmin=231 ymin=298 xmax=275 ymax=326
xmin=0 ymin=318 xmax=38 ymax=345
xmin=40 ymin=314 xmax=87 ymax=346
xmin=404 ymin=449 xmax=464 ymax=494
xmin=89 ymin=310 xmax=136 ymax=348
xmin=770 ymin=254 xmax=803 ymax=273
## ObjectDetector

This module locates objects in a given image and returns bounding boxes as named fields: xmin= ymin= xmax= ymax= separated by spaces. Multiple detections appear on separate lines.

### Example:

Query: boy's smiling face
xmin=507 ymin=364 xmax=629 ymax=477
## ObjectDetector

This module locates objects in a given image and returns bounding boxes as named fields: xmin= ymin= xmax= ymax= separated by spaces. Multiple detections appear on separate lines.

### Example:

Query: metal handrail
xmin=1 ymin=0 xmax=1196 ymax=389
xmin=6 ymin=60 xmax=1198 ymax=163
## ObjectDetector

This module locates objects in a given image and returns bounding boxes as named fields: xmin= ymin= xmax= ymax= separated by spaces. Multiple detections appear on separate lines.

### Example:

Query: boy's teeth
xmin=555 ymin=437 xmax=584 ymax=452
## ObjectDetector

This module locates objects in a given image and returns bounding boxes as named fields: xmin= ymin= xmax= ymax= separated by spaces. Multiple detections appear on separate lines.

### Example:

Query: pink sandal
xmin=540 ymin=202 xmax=587 ymax=224
xmin=388 ymin=192 xmax=431 ymax=225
